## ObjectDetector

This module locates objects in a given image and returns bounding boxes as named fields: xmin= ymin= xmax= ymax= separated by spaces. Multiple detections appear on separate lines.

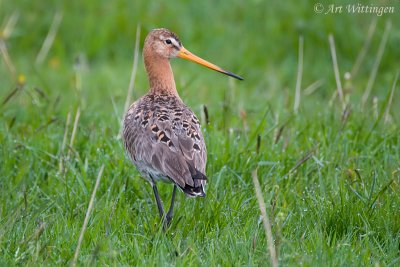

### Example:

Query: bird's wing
xmin=123 ymin=96 xmax=207 ymax=192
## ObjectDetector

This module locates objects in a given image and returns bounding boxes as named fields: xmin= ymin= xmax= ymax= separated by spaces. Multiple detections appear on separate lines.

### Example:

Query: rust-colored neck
xmin=144 ymin=48 xmax=178 ymax=96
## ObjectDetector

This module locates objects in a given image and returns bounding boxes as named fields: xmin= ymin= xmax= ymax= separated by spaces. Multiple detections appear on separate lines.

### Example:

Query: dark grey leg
xmin=165 ymin=185 xmax=177 ymax=225
xmin=152 ymin=183 xmax=165 ymax=220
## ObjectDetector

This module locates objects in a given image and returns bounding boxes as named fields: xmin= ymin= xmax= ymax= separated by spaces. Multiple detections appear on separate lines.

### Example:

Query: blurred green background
xmin=2 ymin=0 xmax=399 ymax=113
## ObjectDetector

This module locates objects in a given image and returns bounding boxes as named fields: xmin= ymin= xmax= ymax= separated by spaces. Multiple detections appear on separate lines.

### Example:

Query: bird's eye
xmin=165 ymin=39 xmax=172 ymax=45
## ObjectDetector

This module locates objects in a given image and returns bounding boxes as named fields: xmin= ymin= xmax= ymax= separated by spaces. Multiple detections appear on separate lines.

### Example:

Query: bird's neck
xmin=144 ymin=54 xmax=179 ymax=96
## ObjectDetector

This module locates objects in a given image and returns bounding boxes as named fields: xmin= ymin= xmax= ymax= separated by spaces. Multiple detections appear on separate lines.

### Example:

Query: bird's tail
xmin=183 ymin=164 xmax=207 ymax=197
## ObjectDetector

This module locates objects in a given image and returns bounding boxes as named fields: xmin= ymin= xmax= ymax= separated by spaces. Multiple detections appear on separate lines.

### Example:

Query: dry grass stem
xmin=203 ymin=104 xmax=210 ymax=125
xmin=35 ymin=10 xmax=63 ymax=65
xmin=373 ymin=97 xmax=379 ymax=120
xmin=2 ymin=87 xmax=21 ymax=106
xmin=0 ymin=39 xmax=16 ymax=78
xmin=351 ymin=19 xmax=377 ymax=77
xmin=21 ymin=221 xmax=46 ymax=245
xmin=122 ymin=24 xmax=141 ymax=119
xmin=294 ymin=35 xmax=304 ymax=113
xmin=256 ymin=134 xmax=261 ymax=154
xmin=304 ymin=80 xmax=324 ymax=96
xmin=384 ymin=71 xmax=398 ymax=124
xmin=251 ymin=168 xmax=278 ymax=267
xmin=59 ymin=111 xmax=71 ymax=172
xmin=361 ymin=21 xmax=391 ymax=109
xmin=290 ymin=145 xmax=318 ymax=174
xmin=67 ymin=108 xmax=81 ymax=160
xmin=2 ymin=11 xmax=19 ymax=39
xmin=274 ymin=124 xmax=285 ymax=144
xmin=0 ymin=11 xmax=19 ymax=77
xmin=71 ymin=165 xmax=104 ymax=267
xmin=328 ymin=34 xmax=345 ymax=109
xmin=341 ymin=104 xmax=352 ymax=128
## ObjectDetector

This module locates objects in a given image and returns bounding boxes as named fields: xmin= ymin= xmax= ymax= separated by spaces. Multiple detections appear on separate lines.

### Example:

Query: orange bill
xmin=177 ymin=47 xmax=243 ymax=81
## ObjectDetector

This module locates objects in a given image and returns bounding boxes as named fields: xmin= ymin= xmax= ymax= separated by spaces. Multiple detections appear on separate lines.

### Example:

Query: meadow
xmin=1 ymin=0 xmax=399 ymax=266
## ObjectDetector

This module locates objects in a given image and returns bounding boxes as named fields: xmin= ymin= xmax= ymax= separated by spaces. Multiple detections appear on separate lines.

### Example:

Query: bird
xmin=123 ymin=28 xmax=243 ymax=229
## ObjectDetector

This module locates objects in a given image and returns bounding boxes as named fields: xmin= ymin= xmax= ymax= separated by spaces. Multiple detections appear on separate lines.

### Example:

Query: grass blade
xmin=384 ymin=71 xmax=398 ymax=124
xmin=329 ymin=34 xmax=345 ymax=109
xmin=121 ymin=24 xmax=141 ymax=126
xmin=351 ymin=19 xmax=377 ymax=77
xmin=71 ymin=165 xmax=104 ymax=267
xmin=294 ymin=35 xmax=304 ymax=114
xmin=361 ymin=20 xmax=391 ymax=109
xmin=67 ymin=107 xmax=81 ymax=161
xmin=252 ymin=168 xmax=278 ymax=267
xmin=35 ymin=10 xmax=63 ymax=66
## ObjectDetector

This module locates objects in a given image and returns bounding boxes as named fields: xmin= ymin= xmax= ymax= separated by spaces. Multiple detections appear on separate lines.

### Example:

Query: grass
xmin=1 ymin=0 xmax=400 ymax=266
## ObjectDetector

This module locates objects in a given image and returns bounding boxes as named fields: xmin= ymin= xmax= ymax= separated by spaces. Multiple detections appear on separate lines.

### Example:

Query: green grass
xmin=1 ymin=0 xmax=400 ymax=266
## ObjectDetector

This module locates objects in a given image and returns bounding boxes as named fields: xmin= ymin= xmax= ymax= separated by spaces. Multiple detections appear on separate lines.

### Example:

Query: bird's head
xmin=144 ymin=28 xmax=183 ymax=59
xmin=144 ymin=28 xmax=243 ymax=80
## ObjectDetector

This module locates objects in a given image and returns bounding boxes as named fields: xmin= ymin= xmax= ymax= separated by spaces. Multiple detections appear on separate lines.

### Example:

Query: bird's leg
xmin=165 ymin=185 xmax=177 ymax=225
xmin=152 ymin=183 xmax=165 ymax=220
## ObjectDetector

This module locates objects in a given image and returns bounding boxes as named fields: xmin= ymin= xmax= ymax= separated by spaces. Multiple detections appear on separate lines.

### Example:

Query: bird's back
xmin=123 ymin=93 xmax=207 ymax=197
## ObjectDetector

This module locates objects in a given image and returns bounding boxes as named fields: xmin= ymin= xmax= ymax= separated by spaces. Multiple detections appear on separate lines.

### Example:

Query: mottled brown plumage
xmin=122 ymin=28 xmax=242 ymax=227
xmin=123 ymin=93 xmax=207 ymax=196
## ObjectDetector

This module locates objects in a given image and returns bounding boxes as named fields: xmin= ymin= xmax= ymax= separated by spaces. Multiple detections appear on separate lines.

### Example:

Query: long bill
xmin=177 ymin=47 xmax=243 ymax=81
